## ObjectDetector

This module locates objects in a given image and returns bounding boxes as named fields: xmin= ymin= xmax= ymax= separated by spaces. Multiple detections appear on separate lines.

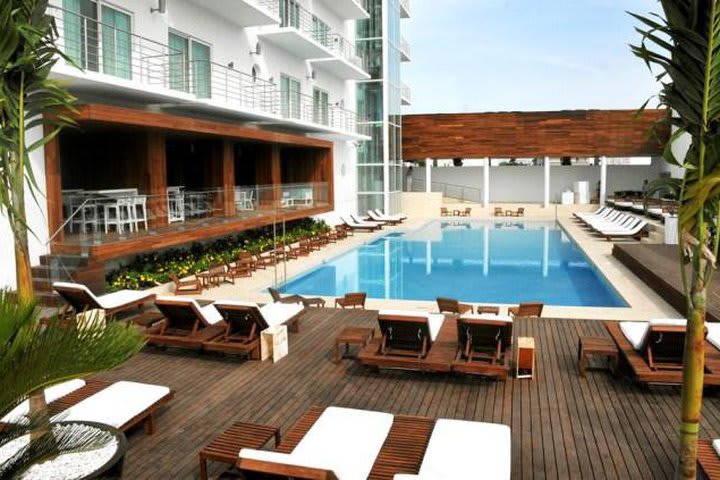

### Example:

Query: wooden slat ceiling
xmin=402 ymin=109 xmax=669 ymax=160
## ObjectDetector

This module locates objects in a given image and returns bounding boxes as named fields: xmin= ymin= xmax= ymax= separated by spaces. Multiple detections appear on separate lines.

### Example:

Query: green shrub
xmin=106 ymin=218 xmax=330 ymax=291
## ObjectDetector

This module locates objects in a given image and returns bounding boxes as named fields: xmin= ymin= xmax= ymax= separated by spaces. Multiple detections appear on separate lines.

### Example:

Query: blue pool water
xmin=280 ymin=220 xmax=627 ymax=307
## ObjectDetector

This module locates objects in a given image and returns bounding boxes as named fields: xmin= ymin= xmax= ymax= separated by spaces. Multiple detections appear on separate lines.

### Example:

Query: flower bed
xmin=106 ymin=219 xmax=330 ymax=291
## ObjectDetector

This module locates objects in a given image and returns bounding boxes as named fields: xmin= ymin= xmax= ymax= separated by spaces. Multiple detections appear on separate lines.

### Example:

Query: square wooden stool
xmin=577 ymin=336 xmax=619 ymax=377
xmin=199 ymin=421 xmax=280 ymax=480
xmin=333 ymin=327 xmax=374 ymax=363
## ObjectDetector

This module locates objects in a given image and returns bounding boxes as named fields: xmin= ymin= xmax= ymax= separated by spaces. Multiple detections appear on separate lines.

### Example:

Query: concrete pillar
xmin=600 ymin=156 xmax=608 ymax=205
xmin=426 ymin=158 xmax=432 ymax=193
xmin=544 ymin=156 xmax=551 ymax=208
xmin=542 ymin=226 xmax=549 ymax=277
xmin=384 ymin=238 xmax=390 ymax=299
xmin=425 ymin=241 xmax=432 ymax=275
xmin=483 ymin=158 xmax=490 ymax=207
xmin=483 ymin=226 xmax=490 ymax=276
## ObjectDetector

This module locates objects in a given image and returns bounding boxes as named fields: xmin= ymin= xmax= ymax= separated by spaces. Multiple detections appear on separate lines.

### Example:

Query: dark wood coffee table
xmin=577 ymin=336 xmax=619 ymax=377
xmin=199 ymin=421 xmax=280 ymax=480
xmin=333 ymin=327 xmax=374 ymax=363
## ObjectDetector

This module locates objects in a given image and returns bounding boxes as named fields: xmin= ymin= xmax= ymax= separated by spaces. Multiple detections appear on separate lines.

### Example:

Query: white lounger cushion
xmin=706 ymin=323 xmax=720 ymax=351
xmin=620 ymin=319 xmax=687 ymax=351
xmin=211 ymin=300 xmax=303 ymax=328
xmin=2 ymin=379 xmax=86 ymax=423
xmin=713 ymin=438 xmax=720 ymax=458
xmin=53 ymin=282 xmax=150 ymax=310
xmin=52 ymin=381 xmax=170 ymax=428
xmin=379 ymin=310 xmax=446 ymax=341
xmin=156 ymin=296 xmax=224 ymax=325
xmin=240 ymin=407 xmax=393 ymax=480
xmin=394 ymin=420 xmax=511 ymax=480
xmin=460 ymin=313 xmax=512 ymax=323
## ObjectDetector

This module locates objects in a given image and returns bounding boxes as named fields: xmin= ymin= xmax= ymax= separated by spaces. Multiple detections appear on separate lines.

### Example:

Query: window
xmin=313 ymin=88 xmax=329 ymax=125
xmin=312 ymin=15 xmax=329 ymax=46
xmin=100 ymin=5 xmax=132 ymax=79
xmin=62 ymin=0 xmax=99 ymax=71
xmin=168 ymin=31 xmax=211 ymax=98
xmin=279 ymin=0 xmax=300 ymax=28
xmin=280 ymin=75 xmax=301 ymax=119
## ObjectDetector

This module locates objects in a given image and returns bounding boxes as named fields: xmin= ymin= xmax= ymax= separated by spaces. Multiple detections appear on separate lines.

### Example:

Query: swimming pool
xmin=280 ymin=220 xmax=627 ymax=307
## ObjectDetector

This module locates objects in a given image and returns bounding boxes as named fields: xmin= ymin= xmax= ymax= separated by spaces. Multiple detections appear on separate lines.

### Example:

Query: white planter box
xmin=664 ymin=216 xmax=679 ymax=245
xmin=261 ymin=325 xmax=288 ymax=362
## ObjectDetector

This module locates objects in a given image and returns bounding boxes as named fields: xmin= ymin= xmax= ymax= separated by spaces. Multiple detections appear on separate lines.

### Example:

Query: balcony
xmin=185 ymin=0 xmax=280 ymax=27
xmin=401 ymin=83 xmax=411 ymax=106
xmin=310 ymin=34 xmax=370 ymax=80
xmin=400 ymin=0 xmax=410 ymax=18
xmin=48 ymin=5 xmax=195 ymax=104
xmin=322 ymin=0 xmax=370 ymax=20
xmin=400 ymin=37 xmax=411 ymax=62
xmin=276 ymin=92 xmax=370 ymax=140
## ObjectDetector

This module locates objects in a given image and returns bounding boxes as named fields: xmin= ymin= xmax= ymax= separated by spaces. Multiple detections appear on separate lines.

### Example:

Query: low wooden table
xmin=516 ymin=336 xmax=536 ymax=379
xmin=577 ymin=336 xmax=619 ymax=377
xmin=334 ymin=327 xmax=374 ymax=363
xmin=199 ymin=421 xmax=280 ymax=480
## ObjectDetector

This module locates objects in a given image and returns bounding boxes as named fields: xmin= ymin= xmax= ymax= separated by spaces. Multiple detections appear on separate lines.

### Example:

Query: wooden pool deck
xmin=98 ymin=308 xmax=720 ymax=479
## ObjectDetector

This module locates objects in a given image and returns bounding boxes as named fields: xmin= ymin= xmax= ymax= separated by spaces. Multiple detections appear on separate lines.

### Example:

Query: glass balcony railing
xmin=48 ymin=6 xmax=367 ymax=137
xmin=401 ymin=83 xmax=411 ymax=103
xmin=54 ymin=183 xmax=331 ymax=249
xmin=401 ymin=37 xmax=410 ymax=60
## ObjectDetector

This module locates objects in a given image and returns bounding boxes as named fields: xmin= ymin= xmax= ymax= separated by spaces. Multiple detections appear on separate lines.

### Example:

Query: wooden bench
xmin=578 ymin=336 xmax=619 ymax=377
xmin=334 ymin=327 xmax=374 ymax=363
xmin=199 ymin=421 xmax=280 ymax=480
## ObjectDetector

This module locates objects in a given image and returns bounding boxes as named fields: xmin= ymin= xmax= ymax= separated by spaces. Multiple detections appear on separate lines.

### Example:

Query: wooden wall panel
xmin=146 ymin=131 xmax=167 ymax=227
xmin=402 ymin=109 xmax=669 ymax=160
xmin=44 ymin=126 xmax=63 ymax=243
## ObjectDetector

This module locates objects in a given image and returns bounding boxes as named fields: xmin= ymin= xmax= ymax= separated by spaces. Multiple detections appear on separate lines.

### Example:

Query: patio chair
xmin=506 ymin=207 xmax=524 ymax=217
xmin=226 ymin=258 xmax=252 ymax=281
xmin=204 ymin=300 xmax=305 ymax=357
xmin=50 ymin=380 xmax=174 ymax=435
xmin=441 ymin=207 xmax=450 ymax=217
xmin=170 ymin=273 xmax=203 ymax=295
xmin=494 ymin=207 xmax=505 ymax=217
xmin=145 ymin=297 xmax=226 ymax=349
xmin=455 ymin=315 xmax=513 ymax=366
xmin=268 ymin=287 xmax=326 ymax=308
xmin=335 ymin=292 xmax=367 ymax=309
xmin=508 ymin=302 xmax=544 ymax=318
xmin=238 ymin=406 xmax=394 ymax=479
xmin=394 ymin=420 xmax=511 ymax=480
xmin=377 ymin=310 xmax=445 ymax=358
xmin=53 ymin=281 xmax=155 ymax=317
xmin=436 ymin=297 xmax=473 ymax=315
xmin=458 ymin=207 xmax=472 ymax=217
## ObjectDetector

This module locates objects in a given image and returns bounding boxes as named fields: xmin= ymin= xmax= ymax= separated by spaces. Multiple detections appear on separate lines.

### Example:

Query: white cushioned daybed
xmin=379 ymin=309 xmax=446 ymax=342
xmin=394 ymin=419 xmax=511 ymax=480
xmin=53 ymin=281 xmax=153 ymax=313
xmin=51 ymin=381 xmax=171 ymax=430
xmin=619 ymin=318 xmax=687 ymax=350
xmin=240 ymin=407 xmax=393 ymax=479
xmin=1 ymin=379 xmax=86 ymax=424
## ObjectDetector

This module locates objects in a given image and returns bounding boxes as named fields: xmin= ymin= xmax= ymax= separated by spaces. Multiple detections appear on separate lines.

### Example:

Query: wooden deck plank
xmin=92 ymin=310 xmax=720 ymax=479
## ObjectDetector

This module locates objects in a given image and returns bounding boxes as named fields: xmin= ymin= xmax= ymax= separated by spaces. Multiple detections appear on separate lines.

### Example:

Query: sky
xmin=402 ymin=0 xmax=663 ymax=114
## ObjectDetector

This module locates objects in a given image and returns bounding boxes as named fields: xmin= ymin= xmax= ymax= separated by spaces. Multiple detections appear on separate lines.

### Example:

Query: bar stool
xmin=104 ymin=198 xmax=134 ymax=234
xmin=132 ymin=195 xmax=148 ymax=231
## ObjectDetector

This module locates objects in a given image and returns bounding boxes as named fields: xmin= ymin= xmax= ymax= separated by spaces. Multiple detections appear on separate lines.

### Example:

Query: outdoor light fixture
xmin=250 ymin=43 xmax=262 ymax=56
xmin=151 ymin=0 xmax=166 ymax=14
xmin=227 ymin=62 xmax=235 ymax=69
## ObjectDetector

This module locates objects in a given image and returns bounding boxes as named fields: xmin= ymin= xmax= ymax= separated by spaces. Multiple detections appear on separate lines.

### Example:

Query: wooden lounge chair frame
xmin=436 ymin=297 xmax=473 ymax=315
xmin=53 ymin=283 xmax=155 ymax=317
xmin=204 ymin=303 xmax=304 ymax=358
xmin=145 ymin=299 xmax=225 ymax=350
xmin=698 ymin=440 xmax=720 ymax=480
xmin=604 ymin=321 xmax=720 ymax=385
xmin=170 ymin=273 xmax=203 ymax=295
xmin=378 ymin=314 xmax=434 ymax=359
xmin=268 ymin=287 xmax=325 ymax=308
xmin=452 ymin=318 xmax=512 ymax=380
xmin=236 ymin=406 xmax=435 ymax=480
xmin=335 ymin=292 xmax=367 ymax=309
xmin=509 ymin=302 xmax=544 ymax=317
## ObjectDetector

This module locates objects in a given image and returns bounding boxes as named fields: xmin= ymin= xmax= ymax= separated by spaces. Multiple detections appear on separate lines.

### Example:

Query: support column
xmin=426 ymin=158 xmax=432 ymax=193
xmin=483 ymin=158 xmax=490 ymax=208
xmin=146 ymin=131 xmax=167 ymax=228
xmin=600 ymin=156 xmax=608 ymax=205
xmin=483 ymin=225 xmax=490 ymax=276
xmin=220 ymin=140 xmax=235 ymax=216
xmin=425 ymin=241 xmax=432 ymax=275
xmin=271 ymin=145 xmax=282 ymax=210
xmin=542 ymin=226 xmax=549 ymax=277
xmin=544 ymin=156 xmax=551 ymax=208
xmin=44 ymin=129 xmax=64 ymax=244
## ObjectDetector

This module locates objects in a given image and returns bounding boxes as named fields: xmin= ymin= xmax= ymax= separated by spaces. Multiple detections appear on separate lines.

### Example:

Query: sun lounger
xmin=203 ymin=300 xmax=304 ymax=358
xmin=350 ymin=213 xmax=384 ymax=229
xmin=377 ymin=310 xmax=446 ymax=358
xmin=455 ymin=314 xmax=513 ymax=363
xmin=1 ymin=379 xmax=86 ymax=424
xmin=368 ymin=210 xmax=401 ymax=225
xmin=50 ymin=380 xmax=173 ymax=434
xmin=597 ymin=219 xmax=648 ymax=241
xmin=238 ymin=407 xmax=394 ymax=480
xmin=618 ymin=319 xmax=690 ymax=370
xmin=590 ymin=216 xmax=642 ymax=233
xmin=393 ymin=419 xmax=511 ymax=480
xmin=53 ymin=281 xmax=155 ymax=316
xmin=145 ymin=297 xmax=226 ymax=349
xmin=573 ymin=206 xmax=608 ymax=220
xmin=268 ymin=287 xmax=325 ymax=308
xmin=340 ymin=215 xmax=379 ymax=232
xmin=373 ymin=209 xmax=406 ymax=222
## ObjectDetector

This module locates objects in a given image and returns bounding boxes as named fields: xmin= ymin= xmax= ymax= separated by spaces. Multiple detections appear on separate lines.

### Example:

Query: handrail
xmin=45 ymin=198 xmax=92 ymax=245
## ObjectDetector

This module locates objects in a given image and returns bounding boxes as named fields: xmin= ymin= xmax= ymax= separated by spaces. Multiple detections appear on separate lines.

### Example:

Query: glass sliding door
xmin=101 ymin=5 xmax=131 ymax=79
xmin=191 ymin=41 xmax=211 ymax=99
xmin=280 ymin=75 xmax=301 ymax=119
xmin=313 ymin=88 xmax=329 ymax=125
xmin=312 ymin=16 xmax=329 ymax=46
xmin=280 ymin=0 xmax=300 ymax=28
xmin=62 ymin=0 xmax=98 ymax=71
xmin=168 ymin=32 xmax=189 ymax=92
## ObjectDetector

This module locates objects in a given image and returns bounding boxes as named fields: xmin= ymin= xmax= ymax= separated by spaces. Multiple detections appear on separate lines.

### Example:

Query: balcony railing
xmin=48 ymin=6 xmax=367 ymax=137
xmin=400 ymin=0 xmax=410 ymax=17
xmin=401 ymin=37 xmax=410 ymax=59
xmin=327 ymin=33 xmax=364 ymax=69
xmin=280 ymin=92 xmax=368 ymax=135
xmin=401 ymin=83 xmax=411 ymax=103
xmin=49 ymin=5 xmax=181 ymax=90
xmin=57 ymin=183 xmax=331 ymax=248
